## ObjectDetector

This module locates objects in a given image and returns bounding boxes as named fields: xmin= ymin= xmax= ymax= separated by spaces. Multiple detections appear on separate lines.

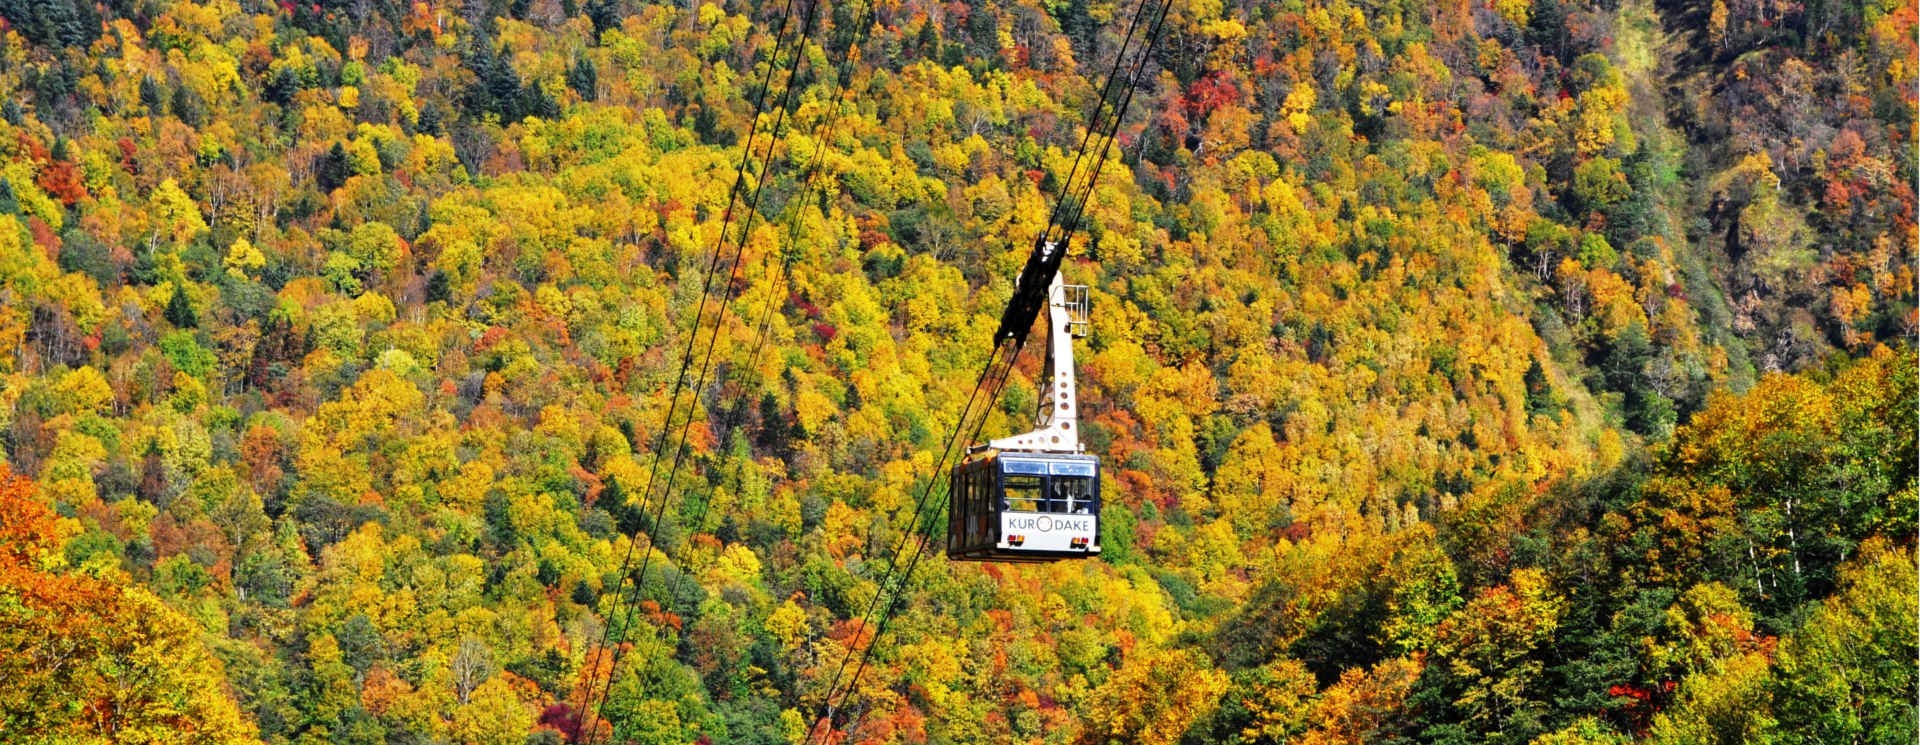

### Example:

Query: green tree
xmin=1769 ymin=540 xmax=1918 ymax=744
xmin=166 ymin=282 xmax=198 ymax=328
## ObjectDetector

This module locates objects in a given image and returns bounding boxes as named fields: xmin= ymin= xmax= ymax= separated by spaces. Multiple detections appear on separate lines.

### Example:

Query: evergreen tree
xmin=315 ymin=142 xmax=353 ymax=193
xmin=164 ymin=284 xmax=197 ymax=329
xmin=567 ymin=52 xmax=599 ymax=102
xmin=0 ymin=0 xmax=101 ymax=48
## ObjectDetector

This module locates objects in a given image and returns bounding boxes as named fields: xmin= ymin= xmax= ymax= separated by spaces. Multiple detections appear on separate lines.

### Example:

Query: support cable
xmin=585 ymin=2 xmax=826 ymax=737
xmin=803 ymin=342 xmax=1013 ymax=742
xmin=1060 ymin=0 xmax=1174 ymax=242
xmin=569 ymin=0 xmax=820 ymax=739
xmin=1036 ymin=0 xmax=1154 ymax=251
xmin=639 ymin=1 xmax=884 ymax=696
xmin=802 ymin=0 xmax=1177 ymax=739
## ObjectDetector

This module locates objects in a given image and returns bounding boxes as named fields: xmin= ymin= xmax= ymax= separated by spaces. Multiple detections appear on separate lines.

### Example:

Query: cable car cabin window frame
xmin=947 ymin=453 xmax=1102 ymax=562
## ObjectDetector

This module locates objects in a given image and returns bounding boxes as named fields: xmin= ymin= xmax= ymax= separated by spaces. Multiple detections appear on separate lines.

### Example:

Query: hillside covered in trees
xmin=0 ymin=0 xmax=1913 ymax=743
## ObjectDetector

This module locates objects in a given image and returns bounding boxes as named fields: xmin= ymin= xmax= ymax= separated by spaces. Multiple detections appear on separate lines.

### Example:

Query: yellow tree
xmin=1082 ymin=646 xmax=1227 ymax=745
xmin=0 ymin=466 xmax=258 ymax=744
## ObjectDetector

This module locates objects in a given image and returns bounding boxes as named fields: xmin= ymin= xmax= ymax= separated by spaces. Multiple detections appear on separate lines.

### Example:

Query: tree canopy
xmin=0 ymin=0 xmax=1912 ymax=742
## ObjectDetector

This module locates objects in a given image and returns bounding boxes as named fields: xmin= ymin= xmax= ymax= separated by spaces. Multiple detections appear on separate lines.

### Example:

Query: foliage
xmin=0 ymin=0 xmax=1909 ymax=742
xmin=0 ymin=465 xmax=257 ymax=743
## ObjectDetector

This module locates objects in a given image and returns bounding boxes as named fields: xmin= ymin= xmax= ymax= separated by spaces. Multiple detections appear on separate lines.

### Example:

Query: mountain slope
xmin=0 ymin=0 xmax=1911 ymax=743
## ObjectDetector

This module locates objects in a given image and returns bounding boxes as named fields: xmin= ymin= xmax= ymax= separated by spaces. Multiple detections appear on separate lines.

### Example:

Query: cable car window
xmin=1049 ymin=461 xmax=1096 ymax=477
xmin=1052 ymin=476 xmax=1095 ymax=514
xmin=960 ymin=472 xmax=975 ymax=545
xmin=1003 ymin=459 xmax=1049 ymax=475
xmin=967 ymin=466 xmax=987 ymax=545
xmin=1003 ymin=473 xmax=1044 ymax=512
xmin=973 ymin=469 xmax=991 ymax=543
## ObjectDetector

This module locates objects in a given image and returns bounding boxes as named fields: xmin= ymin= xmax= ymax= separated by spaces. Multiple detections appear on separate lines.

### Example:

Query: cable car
xmin=948 ymin=452 xmax=1100 ymax=561
xmin=948 ymin=262 xmax=1102 ymax=561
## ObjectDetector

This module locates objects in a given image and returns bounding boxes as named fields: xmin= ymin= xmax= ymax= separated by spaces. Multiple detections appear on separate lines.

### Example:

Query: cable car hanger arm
xmin=985 ymin=271 xmax=1087 ymax=454
xmin=992 ymin=235 xmax=1068 ymax=348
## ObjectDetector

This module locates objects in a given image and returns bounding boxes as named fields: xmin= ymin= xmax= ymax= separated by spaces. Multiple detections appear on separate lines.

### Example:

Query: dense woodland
xmin=0 ymin=0 xmax=1914 ymax=743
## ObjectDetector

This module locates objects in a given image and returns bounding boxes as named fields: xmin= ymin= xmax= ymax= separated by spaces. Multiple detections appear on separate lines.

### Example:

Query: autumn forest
xmin=0 ymin=0 xmax=1913 ymax=743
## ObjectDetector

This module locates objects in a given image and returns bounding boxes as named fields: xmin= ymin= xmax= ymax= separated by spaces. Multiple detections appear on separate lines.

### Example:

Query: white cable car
xmin=949 ymin=259 xmax=1102 ymax=562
